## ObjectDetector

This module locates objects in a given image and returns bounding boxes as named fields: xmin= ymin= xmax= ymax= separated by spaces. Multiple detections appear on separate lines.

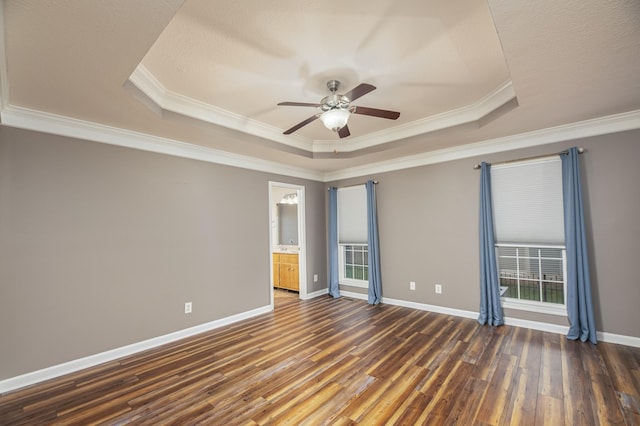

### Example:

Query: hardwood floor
xmin=1 ymin=290 xmax=639 ymax=425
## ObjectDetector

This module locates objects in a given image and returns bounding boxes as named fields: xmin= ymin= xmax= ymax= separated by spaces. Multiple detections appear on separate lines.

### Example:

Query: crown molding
xmin=128 ymin=65 xmax=312 ymax=152
xmin=129 ymin=65 xmax=517 ymax=154
xmin=1 ymin=104 xmax=638 ymax=184
xmin=0 ymin=105 xmax=325 ymax=181
xmin=313 ymin=81 xmax=516 ymax=153
xmin=324 ymin=109 xmax=640 ymax=181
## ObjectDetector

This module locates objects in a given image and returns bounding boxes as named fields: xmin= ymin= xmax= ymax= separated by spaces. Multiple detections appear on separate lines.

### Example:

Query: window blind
xmin=338 ymin=185 xmax=368 ymax=244
xmin=491 ymin=157 xmax=565 ymax=245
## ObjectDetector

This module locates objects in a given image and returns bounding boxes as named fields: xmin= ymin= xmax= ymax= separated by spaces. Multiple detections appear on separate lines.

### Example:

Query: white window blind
xmin=338 ymin=185 xmax=368 ymax=244
xmin=491 ymin=157 xmax=565 ymax=245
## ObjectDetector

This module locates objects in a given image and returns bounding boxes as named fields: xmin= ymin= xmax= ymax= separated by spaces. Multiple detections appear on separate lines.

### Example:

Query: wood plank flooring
xmin=1 ymin=290 xmax=639 ymax=425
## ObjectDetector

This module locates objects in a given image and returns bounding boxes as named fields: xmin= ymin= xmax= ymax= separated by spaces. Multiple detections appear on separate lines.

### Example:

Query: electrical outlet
xmin=184 ymin=302 xmax=192 ymax=314
xmin=435 ymin=284 xmax=442 ymax=294
xmin=313 ymin=274 xmax=318 ymax=283
xmin=410 ymin=281 xmax=416 ymax=290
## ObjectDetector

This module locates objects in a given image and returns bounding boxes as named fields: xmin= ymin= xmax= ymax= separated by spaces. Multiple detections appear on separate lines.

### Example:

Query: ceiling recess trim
xmin=128 ymin=65 xmax=312 ymax=152
xmin=313 ymin=81 xmax=516 ymax=153
xmin=128 ymin=65 xmax=517 ymax=154
xmin=324 ymin=109 xmax=640 ymax=181
xmin=2 ymin=104 xmax=638 ymax=183
xmin=0 ymin=104 xmax=325 ymax=181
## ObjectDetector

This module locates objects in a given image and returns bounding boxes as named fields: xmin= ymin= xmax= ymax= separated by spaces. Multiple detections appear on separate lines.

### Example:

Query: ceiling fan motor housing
xmin=321 ymin=80 xmax=350 ymax=111
xmin=326 ymin=79 xmax=341 ymax=92
xmin=320 ymin=94 xmax=350 ymax=112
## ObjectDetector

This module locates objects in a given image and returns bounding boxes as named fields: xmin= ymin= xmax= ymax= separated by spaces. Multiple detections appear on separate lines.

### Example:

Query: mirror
xmin=277 ymin=203 xmax=298 ymax=245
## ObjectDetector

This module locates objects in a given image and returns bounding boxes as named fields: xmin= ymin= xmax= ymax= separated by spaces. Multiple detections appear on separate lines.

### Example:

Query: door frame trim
xmin=268 ymin=181 xmax=307 ymax=306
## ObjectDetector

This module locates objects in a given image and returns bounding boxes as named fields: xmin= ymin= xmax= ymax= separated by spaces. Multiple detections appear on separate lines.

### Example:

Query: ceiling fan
xmin=277 ymin=80 xmax=400 ymax=138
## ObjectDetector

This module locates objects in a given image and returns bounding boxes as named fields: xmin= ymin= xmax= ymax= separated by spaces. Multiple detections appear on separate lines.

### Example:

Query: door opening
xmin=268 ymin=182 xmax=307 ymax=308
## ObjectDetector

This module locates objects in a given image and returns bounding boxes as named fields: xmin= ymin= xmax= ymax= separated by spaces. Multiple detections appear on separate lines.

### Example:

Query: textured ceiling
xmin=2 ymin=0 xmax=640 ymax=178
xmin=140 ymin=0 xmax=510 ymax=135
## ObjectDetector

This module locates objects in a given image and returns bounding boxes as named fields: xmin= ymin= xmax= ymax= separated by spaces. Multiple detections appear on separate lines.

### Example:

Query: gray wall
xmin=2 ymin=124 xmax=638 ymax=381
xmin=0 ymin=126 xmax=326 ymax=380
xmin=329 ymin=130 xmax=640 ymax=339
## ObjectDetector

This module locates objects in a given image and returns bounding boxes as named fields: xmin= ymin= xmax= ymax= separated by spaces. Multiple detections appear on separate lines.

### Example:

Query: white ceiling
xmin=1 ymin=0 xmax=639 ymax=180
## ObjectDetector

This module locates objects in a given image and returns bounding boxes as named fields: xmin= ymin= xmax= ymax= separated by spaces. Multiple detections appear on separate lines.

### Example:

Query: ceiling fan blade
xmin=343 ymin=83 xmax=376 ymax=102
xmin=277 ymin=101 xmax=322 ymax=107
xmin=338 ymin=125 xmax=350 ymax=139
xmin=353 ymin=106 xmax=400 ymax=120
xmin=283 ymin=115 xmax=319 ymax=134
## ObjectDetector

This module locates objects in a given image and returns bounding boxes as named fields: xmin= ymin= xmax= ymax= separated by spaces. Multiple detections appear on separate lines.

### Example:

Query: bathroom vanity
xmin=273 ymin=251 xmax=299 ymax=291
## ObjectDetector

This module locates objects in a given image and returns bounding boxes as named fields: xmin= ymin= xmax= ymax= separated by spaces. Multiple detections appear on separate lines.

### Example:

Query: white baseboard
xmin=339 ymin=290 xmax=368 ymax=301
xmin=597 ymin=331 xmax=640 ymax=348
xmin=340 ymin=291 xmax=478 ymax=320
xmin=0 ymin=305 xmax=272 ymax=394
xmin=340 ymin=291 xmax=640 ymax=348
xmin=304 ymin=289 xmax=329 ymax=300
xmin=502 ymin=317 xmax=569 ymax=335
xmin=381 ymin=296 xmax=479 ymax=320
xmin=4 ymin=295 xmax=639 ymax=394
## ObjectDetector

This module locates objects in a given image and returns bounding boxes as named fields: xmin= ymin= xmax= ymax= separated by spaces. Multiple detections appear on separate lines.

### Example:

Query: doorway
xmin=268 ymin=182 xmax=307 ymax=308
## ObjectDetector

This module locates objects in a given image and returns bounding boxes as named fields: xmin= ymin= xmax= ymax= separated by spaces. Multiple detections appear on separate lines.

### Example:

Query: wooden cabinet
xmin=273 ymin=253 xmax=299 ymax=291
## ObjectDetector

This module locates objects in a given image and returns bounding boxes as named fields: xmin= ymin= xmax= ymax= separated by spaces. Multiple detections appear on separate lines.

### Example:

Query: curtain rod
xmin=327 ymin=180 xmax=378 ymax=190
xmin=473 ymin=147 xmax=584 ymax=169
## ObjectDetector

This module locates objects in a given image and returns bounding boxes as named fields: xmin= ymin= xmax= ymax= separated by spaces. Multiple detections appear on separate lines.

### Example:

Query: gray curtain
xmin=366 ymin=181 xmax=382 ymax=305
xmin=478 ymin=162 xmax=504 ymax=326
xmin=562 ymin=147 xmax=597 ymax=343
xmin=328 ymin=187 xmax=340 ymax=298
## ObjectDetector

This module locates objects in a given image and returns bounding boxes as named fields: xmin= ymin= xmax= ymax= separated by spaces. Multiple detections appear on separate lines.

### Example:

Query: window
xmin=497 ymin=245 xmax=566 ymax=314
xmin=337 ymin=186 xmax=368 ymax=288
xmin=491 ymin=158 xmax=567 ymax=315
xmin=340 ymin=244 xmax=369 ymax=284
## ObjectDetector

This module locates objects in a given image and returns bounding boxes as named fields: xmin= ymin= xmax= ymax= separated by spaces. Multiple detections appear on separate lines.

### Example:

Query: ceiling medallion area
xmin=126 ymin=65 xmax=517 ymax=158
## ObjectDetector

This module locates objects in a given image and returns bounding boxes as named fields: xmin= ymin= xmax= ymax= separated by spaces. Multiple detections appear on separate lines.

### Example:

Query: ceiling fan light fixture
xmin=279 ymin=81 xmax=398 ymax=138
xmin=320 ymin=108 xmax=350 ymax=131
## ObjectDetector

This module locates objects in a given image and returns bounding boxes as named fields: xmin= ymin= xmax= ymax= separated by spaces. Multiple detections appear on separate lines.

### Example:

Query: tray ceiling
xmin=1 ymin=0 xmax=639 ymax=179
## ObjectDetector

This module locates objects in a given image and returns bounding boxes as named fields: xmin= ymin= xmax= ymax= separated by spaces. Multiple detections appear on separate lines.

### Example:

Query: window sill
xmin=501 ymin=298 xmax=567 ymax=316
